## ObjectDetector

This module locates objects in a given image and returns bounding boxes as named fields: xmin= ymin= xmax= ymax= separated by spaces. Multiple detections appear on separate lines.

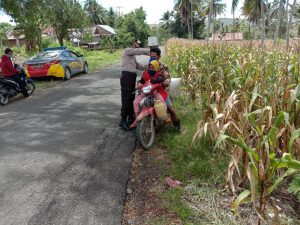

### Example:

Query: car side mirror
xmin=78 ymin=54 xmax=83 ymax=57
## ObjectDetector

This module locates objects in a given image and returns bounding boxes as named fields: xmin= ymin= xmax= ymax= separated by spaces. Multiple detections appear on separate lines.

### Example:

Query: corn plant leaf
xmin=291 ymin=85 xmax=300 ymax=103
xmin=210 ymin=104 xmax=219 ymax=120
xmin=247 ymin=162 xmax=258 ymax=203
xmin=267 ymin=168 xmax=297 ymax=195
xmin=287 ymin=160 xmax=300 ymax=170
xmin=262 ymin=111 xmax=289 ymax=148
xmin=216 ymin=134 xmax=259 ymax=162
xmin=249 ymin=85 xmax=259 ymax=112
xmin=288 ymin=128 xmax=300 ymax=155
xmin=231 ymin=190 xmax=251 ymax=214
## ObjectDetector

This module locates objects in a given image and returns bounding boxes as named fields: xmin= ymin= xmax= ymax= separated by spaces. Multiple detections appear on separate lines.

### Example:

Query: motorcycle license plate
xmin=142 ymin=85 xmax=152 ymax=94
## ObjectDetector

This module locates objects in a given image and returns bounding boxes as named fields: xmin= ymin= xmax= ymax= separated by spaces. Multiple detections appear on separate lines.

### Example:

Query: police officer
xmin=119 ymin=40 xmax=149 ymax=130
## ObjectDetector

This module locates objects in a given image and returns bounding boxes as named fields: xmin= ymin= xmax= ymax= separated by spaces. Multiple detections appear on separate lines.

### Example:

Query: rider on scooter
xmin=130 ymin=60 xmax=168 ymax=129
xmin=1 ymin=48 xmax=29 ymax=98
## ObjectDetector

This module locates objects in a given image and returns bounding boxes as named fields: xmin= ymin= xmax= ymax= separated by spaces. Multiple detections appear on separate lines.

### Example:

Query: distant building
xmin=6 ymin=31 xmax=26 ymax=47
xmin=70 ymin=25 xmax=116 ymax=49
xmin=209 ymin=32 xmax=243 ymax=41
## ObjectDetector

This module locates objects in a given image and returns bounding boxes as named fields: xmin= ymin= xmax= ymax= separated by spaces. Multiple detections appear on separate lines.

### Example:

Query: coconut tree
xmin=243 ymin=0 xmax=265 ymax=39
xmin=84 ymin=0 xmax=107 ymax=25
xmin=175 ymin=0 xmax=193 ymax=37
xmin=206 ymin=0 xmax=226 ymax=42
xmin=160 ymin=10 xmax=175 ymax=38
xmin=231 ymin=0 xmax=240 ymax=38
xmin=160 ymin=10 xmax=174 ymax=30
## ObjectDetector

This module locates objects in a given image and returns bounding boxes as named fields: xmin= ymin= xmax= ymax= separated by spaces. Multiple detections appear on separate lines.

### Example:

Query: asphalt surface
xmin=0 ymin=64 xmax=137 ymax=225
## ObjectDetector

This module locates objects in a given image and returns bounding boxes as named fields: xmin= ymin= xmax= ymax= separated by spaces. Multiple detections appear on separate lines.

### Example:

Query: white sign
xmin=148 ymin=37 xmax=158 ymax=46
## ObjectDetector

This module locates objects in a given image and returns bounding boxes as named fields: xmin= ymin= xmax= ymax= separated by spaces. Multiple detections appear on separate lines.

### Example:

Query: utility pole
xmin=116 ymin=6 xmax=123 ymax=17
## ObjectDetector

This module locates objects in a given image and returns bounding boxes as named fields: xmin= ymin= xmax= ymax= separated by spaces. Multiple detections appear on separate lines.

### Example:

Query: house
xmin=70 ymin=25 xmax=116 ymax=48
xmin=6 ymin=31 xmax=26 ymax=47
xmin=209 ymin=32 xmax=243 ymax=41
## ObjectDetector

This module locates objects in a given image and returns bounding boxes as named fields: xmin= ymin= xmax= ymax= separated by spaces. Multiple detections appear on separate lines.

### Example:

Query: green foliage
xmin=164 ymin=188 xmax=193 ymax=221
xmin=1 ymin=0 xmax=48 ymax=52
xmin=115 ymin=7 xmax=151 ymax=46
xmin=47 ymin=0 xmax=87 ymax=46
xmin=0 ymin=22 xmax=12 ymax=47
xmin=159 ymin=10 xmax=206 ymax=40
xmin=288 ymin=174 xmax=300 ymax=201
xmin=107 ymin=7 xmax=117 ymax=28
xmin=83 ymin=0 xmax=108 ymax=25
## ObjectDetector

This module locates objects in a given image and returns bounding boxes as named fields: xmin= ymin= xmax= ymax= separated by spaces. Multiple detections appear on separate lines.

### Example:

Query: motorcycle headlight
xmin=140 ymin=96 xmax=154 ymax=107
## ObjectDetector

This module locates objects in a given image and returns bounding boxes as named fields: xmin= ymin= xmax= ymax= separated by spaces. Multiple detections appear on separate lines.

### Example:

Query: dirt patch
xmin=122 ymin=148 xmax=182 ymax=225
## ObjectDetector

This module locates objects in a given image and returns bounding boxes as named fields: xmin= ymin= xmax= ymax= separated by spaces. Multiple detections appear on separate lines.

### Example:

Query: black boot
xmin=119 ymin=119 xmax=130 ymax=131
xmin=173 ymin=119 xmax=181 ymax=132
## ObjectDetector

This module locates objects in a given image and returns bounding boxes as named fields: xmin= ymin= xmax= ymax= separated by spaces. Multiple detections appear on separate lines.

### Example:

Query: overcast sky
xmin=0 ymin=0 xmax=243 ymax=25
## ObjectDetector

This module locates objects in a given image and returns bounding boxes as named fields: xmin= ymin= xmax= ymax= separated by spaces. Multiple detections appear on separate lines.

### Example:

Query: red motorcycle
xmin=135 ymin=81 xmax=168 ymax=150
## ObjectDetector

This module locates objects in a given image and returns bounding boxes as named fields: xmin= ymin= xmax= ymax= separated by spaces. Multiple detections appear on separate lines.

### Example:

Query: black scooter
xmin=0 ymin=65 xmax=35 ymax=105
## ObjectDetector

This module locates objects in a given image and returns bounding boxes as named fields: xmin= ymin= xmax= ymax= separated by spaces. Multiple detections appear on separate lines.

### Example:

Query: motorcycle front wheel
xmin=0 ymin=88 xmax=9 ymax=105
xmin=136 ymin=115 xmax=155 ymax=150
xmin=26 ymin=81 xmax=35 ymax=95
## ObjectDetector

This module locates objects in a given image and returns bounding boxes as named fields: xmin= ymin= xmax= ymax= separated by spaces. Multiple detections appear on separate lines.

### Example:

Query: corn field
xmin=166 ymin=38 xmax=300 ymax=221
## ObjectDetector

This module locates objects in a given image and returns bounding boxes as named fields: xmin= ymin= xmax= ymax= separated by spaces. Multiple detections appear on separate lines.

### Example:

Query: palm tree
xmin=175 ymin=0 xmax=193 ymax=37
xmin=84 ymin=0 xmax=107 ymax=25
xmin=243 ymin=0 xmax=265 ymax=39
xmin=231 ymin=0 xmax=239 ymax=38
xmin=160 ymin=10 xmax=174 ymax=38
xmin=206 ymin=0 xmax=226 ymax=42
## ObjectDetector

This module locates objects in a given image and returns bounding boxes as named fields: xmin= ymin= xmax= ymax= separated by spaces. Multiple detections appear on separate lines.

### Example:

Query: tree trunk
xmin=253 ymin=23 xmax=257 ymax=39
xmin=274 ymin=0 xmax=284 ymax=46
xmin=260 ymin=0 xmax=266 ymax=48
xmin=58 ymin=36 xmax=64 ymax=47
xmin=191 ymin=0 xmax=193 ymax=39
xmin=206 ymin=0 xmax=214 ymax=44
xmin=287 ymin=0 xmax=296 ymax=49
xmin=187 ymin=19 xmax=191 ymax=38
xmin=212 ymin=15 xmax=216 ymax=42
xmin=232 ymin=11 xmax=235 ymax=40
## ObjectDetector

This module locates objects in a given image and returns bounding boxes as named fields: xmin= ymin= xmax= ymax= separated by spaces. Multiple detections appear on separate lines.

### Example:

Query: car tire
xmin=64 ymin=67 xmax=71 ymax=81
xmin=83 ymin=63 xmax=88 ymax=74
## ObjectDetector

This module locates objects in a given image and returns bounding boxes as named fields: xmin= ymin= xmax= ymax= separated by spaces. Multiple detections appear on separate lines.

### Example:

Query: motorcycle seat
xmin=0 ymin=78 xmax=19 ymax=86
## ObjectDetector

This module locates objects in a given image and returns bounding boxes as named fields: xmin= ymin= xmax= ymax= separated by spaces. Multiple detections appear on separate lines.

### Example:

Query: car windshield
xmin=30 ymin=51 xmax=59 ymax=60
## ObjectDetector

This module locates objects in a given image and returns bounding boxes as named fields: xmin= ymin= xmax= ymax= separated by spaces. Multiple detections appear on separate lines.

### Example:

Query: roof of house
xmin=94 ymin=25 xmax=116 ymax=36
xmin=6 ymin=31 xmax=25 ymax=40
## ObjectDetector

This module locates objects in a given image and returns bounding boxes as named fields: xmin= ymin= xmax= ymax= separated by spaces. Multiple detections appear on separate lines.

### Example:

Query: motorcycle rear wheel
xmin=136 ymin=115 xmax=155 ymax=150
xmin=26 ymin=82 xmax=35 ymax=95
xmin=0 ymin=88 xmax=9 ymax=105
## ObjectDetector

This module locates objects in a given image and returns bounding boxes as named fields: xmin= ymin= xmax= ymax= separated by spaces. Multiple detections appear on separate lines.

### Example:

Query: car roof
xmin=43 ymin=46 xmax=67 ymax=51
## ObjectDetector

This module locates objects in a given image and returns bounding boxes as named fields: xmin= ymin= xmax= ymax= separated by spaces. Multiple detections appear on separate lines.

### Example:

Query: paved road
xmin=0 ymin=64 xmax=136 ymax=225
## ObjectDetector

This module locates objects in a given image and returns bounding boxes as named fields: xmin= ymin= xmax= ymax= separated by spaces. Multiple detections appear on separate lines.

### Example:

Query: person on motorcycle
xmin=149 ymin=47 xmax=180 ymax=131
xmin=130 ymin=60 xmax=168 ymax=129
xmin=1 ymin=48 xmax=29 ymax=98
